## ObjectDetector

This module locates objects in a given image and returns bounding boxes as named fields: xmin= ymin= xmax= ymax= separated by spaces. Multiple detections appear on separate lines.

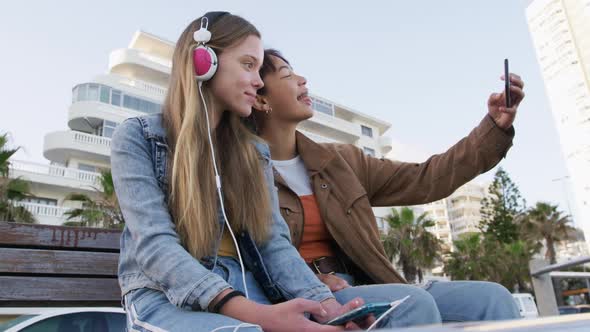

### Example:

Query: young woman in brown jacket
xmin=250 ymin=49 xmax=525 ymax=325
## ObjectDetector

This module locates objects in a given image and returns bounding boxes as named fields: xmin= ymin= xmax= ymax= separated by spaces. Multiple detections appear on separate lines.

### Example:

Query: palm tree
xmin=444 ymin=233 xmax=491 ymax=281
xmin=445 ymin=233 xmax=537 ymax=292
xmin=0 ymin=133 xmax=35 ymax=223
xmin=63 ymin=170 xmax=124 ymax=229
xmin=520 ymin=202 xmax=574 ymax=264
xmin=501 ymin=240 xmax=538 ymax=293
xmin=381 ymin=207 xmax=443 ymax=283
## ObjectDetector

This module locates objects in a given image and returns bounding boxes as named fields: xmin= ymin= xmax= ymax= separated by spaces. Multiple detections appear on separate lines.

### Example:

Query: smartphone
xmin=325 ymin=302 xmax=393 ymax=326
xmin=504 ymin=58 xmax=511 ymax=108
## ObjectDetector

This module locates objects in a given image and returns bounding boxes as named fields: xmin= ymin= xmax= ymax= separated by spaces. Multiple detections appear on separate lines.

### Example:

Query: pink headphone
xmin=193 ymin=12 xmax=229 ymax=81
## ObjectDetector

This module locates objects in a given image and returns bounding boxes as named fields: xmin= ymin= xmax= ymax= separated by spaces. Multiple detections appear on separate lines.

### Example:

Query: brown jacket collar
xmin=295 ymin=131 xmax=335 ymax=175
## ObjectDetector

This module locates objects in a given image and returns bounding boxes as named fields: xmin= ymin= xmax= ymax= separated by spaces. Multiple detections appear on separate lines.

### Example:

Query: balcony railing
xmin=12 ymin=201 xmax=72 ymax=218
xmin=9 ymin=160 xmax=102 ymax=186
xmin=129 ymin=79 xmax=167 ymax=97
xmin=72 ymin=131 xmax=111 ymax=148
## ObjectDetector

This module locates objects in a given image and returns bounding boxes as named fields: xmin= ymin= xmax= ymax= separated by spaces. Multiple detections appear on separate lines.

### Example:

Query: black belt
xmin=307 ymin=256 xmax=347 ymax=275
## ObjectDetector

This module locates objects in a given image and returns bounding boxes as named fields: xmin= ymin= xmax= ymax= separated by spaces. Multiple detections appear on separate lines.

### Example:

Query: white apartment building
xmin=375 ymin=182 xmax=488 ymax=244
xmin=526 ymin=0 xmax=590 ymax=246
xmin=555 ymin=228 xmax=590 ymax=262
xmin=7 ymin=31 xmax=393 ymax=226
xmin=418 ymin=182 xmax=487 ymax=276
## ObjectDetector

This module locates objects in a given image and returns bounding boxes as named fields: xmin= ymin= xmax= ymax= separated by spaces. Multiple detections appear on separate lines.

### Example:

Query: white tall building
xmin=8 ymin=31 xmax=393 ymax=226
xmin=422 ymin=182 xmax=489 ymax=276
xmin=526 ymin=0 xmax=590 ymax=245
xmin=555 ymin=228 xmax=589 ymax=262
xmin=421 ymin=183 xmax=488 ymax=274
xmin=373 ymin=181 xmax=488 ymax=277
xmin=375 ymin=182 xmax=488 ymax=242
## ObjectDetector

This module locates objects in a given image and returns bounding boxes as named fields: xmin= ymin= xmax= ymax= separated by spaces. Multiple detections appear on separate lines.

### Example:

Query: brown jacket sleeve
xmin=338 ymin=115 xmax=514 ymax=206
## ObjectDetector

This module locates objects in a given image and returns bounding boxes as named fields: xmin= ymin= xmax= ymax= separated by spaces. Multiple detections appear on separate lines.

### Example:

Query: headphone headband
xmin=202 ymin=11 xmax=230 ymax=29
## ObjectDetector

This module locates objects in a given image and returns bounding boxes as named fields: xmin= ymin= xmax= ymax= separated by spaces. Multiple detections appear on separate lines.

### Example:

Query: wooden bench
xmin=0 ymin=221 xmax=122 ymax=307
xmin=2 ymin=222 xmax=590 ymax=332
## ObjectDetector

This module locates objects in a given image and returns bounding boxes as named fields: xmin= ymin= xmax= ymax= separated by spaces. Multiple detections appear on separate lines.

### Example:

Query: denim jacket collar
xmin=138 ymin=114 xmax=270 ymax=162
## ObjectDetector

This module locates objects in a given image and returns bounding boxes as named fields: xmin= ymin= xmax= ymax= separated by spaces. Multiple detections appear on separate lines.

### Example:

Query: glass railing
xmin=72 ymin=83 xmax=162 ymax=114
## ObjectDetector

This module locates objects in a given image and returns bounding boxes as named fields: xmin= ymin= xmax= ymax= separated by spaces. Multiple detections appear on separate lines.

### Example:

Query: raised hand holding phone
xmin=487 ymin=59 xmax=525 ymax=130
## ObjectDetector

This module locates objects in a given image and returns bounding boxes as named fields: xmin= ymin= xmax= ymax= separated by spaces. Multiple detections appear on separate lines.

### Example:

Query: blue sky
xmin=0 ymin=1 xmax=579 ymax=224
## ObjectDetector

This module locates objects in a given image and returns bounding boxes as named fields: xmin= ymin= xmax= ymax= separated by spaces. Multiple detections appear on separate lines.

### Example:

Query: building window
xmin=123 ymin=95 xmax=139 ymax=110
xmin=77 ymin=84 xmax=88 ymax=101
xmin=87 ymin=84 xmax=99 ymax=101
xmin=100 ymin=86 xmax=111 ymax=104
xmin=78 ymin=163 xmax=98 ymax=173
xmin=71 ymin=83 xmax=161 ymax=114
xmin=361 ymin=125 xmax=373 ymax=137
xmin=311 ymin=97 xmax=334 ymax=116
xmin=363 ymin=147 xmax=376 ymax=157
xmin=101 ymin=120 xmax=118 ymax=138
xmin=111 ymin=89 xmax=122 ymax=106
xmin=72 ymin=86 xmax=78 ymax=103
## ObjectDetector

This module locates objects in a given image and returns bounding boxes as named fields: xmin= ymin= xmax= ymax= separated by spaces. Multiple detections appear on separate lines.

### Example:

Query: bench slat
xmin=0 ymin=277 xmax=121 ymax=302
xmin=0 ymin=248 xmax=118 ymax=275
xmin=0 ymin=222 xmax=121 ymax=250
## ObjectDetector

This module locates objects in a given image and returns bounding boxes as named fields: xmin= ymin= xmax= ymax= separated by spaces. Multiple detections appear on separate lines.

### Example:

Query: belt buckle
xmin=312 ymin=256 xmax=335 ymax=275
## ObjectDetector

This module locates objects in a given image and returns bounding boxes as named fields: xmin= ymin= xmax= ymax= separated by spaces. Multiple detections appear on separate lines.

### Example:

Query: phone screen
xmin=325 ymin=302 xmax=392 ymax=326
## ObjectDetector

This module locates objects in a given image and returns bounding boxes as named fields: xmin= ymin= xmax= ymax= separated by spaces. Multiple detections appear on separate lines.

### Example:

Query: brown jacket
xmin=274 ymin=115 xmax=515 ymax=285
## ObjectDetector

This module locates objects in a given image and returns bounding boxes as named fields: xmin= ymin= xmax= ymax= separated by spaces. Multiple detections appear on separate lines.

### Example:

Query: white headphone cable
xmin=209 ymin=323 xmax=262 ymax=332
xmin=198 ymin=81 xmax=249 ymax=299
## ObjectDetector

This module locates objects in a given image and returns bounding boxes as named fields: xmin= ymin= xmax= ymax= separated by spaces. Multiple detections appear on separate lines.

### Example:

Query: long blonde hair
xmin=163 ymin=14 xmax=272 ymax=259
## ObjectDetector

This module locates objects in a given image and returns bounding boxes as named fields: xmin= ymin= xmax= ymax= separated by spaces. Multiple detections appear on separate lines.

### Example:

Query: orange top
xmin=298 ymin=195 xmax=335 ymax=263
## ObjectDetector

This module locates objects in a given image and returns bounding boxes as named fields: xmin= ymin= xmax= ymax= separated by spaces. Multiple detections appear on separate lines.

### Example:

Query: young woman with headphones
xmin=111 ymin=13 xmax=378 ymax=332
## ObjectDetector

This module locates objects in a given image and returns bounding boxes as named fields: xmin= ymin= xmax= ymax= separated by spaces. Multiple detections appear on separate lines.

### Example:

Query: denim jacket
xmin=111 ymin=114 xmax=333 ymax=311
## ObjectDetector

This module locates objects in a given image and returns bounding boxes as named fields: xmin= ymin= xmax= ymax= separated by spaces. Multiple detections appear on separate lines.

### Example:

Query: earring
xmin=266 ymin=107 xmax=273 ymax=115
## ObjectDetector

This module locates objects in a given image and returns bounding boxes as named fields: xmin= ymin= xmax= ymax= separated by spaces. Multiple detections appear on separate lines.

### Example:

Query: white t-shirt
xmin=272 ymin=156 xmax=312 ymax=196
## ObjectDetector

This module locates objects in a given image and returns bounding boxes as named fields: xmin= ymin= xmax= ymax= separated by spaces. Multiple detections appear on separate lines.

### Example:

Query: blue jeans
xmin=123 ymin=257 xmax=268 ymax=332
xmin=335 ymin=273 xmax=520 ymax=326
xmin=124 ymin=258 xmax=519 ymax=331
xmin=123 ymin=258 xmax=433 ymax=331
xmin=424 ymin=280 xmax=521 ymax=322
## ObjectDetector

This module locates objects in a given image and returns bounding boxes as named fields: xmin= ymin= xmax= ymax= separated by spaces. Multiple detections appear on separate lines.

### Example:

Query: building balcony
xmin=12 ymin=201 xmax=72 ymax=226
xmin=94 ymin=74 xmax=167 ymax=101
xmin=379 ymin=136 xmax=393 ymax=154
xmin=43 ymin=131 xmax=111 ymax=164
xmin=9 ymin=160 xmax=101 ymax=192
xmin=298 ymin=130 xmax=338 ymax=143
xmin=68 ymin=81 xmax=163 ymax=133
xmin=301 ymin=111 xmax=361 ymax=144
xmin=449 ymin=201 xmax=482 ymax=210
xmin=67 ymin=101 xmax=140 ymax=133
xmin=109 ymin=48 xmax=171 ymax=86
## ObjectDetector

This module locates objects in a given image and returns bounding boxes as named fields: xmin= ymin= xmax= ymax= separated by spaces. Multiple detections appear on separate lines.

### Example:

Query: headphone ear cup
xmin=193 ymin=45 xmax=218 ymax=81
